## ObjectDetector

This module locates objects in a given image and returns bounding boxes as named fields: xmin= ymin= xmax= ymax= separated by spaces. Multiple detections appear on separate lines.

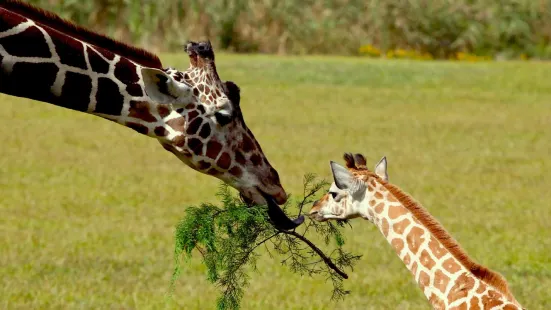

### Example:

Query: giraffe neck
xmin=358 ymin=181 xmax=522 ymax=309
xmin=0 ymin=3 xmax=174 ymax=138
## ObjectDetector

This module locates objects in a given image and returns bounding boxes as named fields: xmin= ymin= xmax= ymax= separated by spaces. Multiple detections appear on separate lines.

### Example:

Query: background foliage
xmin=26 ymin=0 xmax=551 ymax=60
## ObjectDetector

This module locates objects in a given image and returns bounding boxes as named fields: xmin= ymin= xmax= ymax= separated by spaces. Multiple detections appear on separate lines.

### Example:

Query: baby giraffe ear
xmin=330 ymin=161 xmax=355 ymax=190
xmin=374 ymin=156 xmax=389 ymax=182
xmin=141 ymin=68 xmax=192 ymax=105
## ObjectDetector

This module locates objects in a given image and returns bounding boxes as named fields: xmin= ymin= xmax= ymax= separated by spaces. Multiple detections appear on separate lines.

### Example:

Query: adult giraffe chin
xmin=0 ymin=0 xmax=303 ymax=229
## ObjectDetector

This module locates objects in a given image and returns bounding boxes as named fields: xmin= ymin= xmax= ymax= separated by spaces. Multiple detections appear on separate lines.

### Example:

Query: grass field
xmin=1 ymin=54 xmax=550 ymax=309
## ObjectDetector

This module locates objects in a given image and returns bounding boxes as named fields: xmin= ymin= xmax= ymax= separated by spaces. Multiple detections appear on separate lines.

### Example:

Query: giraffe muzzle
xmin=185 ymin=41 xmax=214 ymax=60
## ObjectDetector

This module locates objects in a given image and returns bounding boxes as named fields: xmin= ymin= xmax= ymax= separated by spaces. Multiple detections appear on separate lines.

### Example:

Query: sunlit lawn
xmin=1 ymin=54 xmax=550 ymax=309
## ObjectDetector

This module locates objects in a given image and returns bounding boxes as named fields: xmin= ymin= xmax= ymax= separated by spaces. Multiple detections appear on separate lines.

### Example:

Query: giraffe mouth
xmin=184 ymin=41 xmax=199 ymax=66
xmin=258 ymin=188 xmax=305 ymax=230
xmin=184 ymin=41 xmax=214 ymax=65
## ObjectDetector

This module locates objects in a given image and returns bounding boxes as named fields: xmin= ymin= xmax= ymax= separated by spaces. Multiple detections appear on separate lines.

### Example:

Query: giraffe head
xmin=310 ymin=153 xmax=388 ymax=222
xmin=139 ymin=41 xmax=302 ymax=229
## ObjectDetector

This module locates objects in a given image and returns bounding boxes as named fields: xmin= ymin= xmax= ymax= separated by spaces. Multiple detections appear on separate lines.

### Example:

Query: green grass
xmin=1 ymin=54 xmax=550 ymax=309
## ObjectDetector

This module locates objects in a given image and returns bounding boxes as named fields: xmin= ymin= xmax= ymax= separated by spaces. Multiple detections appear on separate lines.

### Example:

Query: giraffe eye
xmin=329 ymin=191 xmax=338 ymax=199
xmin=215 ymin=112 xmax=233 ymax=126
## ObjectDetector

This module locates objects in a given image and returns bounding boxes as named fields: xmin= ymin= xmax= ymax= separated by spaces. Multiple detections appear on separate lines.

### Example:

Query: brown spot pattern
xmin=197 ymin=160 xmax=211 ymax=170
xmin=429 ymin=294 xmax=446 ymax=310
xmin=126 ymin=84 xmax=143 ymax=96
xmin=450 ymin=302 xmax=468 ymax=310
xmin=250 ymin=154 xmax=262 ymax=166
xmin=128 ymin=101 xmax=156 ymax=122
xmin=95 ymin=77 xmax=123 ymax=115
xmin=475 ymin=282 xmax=486 ymax=294
xmin=242 ymin=134 xmax=255 ymax=153
xmin=235 ymin=151 xmax=246 ymax=165
xmin=387 ymin=194 xmax=398 ymax=202
xmin=217 ymin=152 xmax=231 ymax=170
xmin=87 ymin=46 xmax=109 ymax=73
xmin=114 ymin=57 xmax=140 ymax=83
xmin=429 ymin=235 xmax=447 ymax=259
xmin=418 ymin=270 xmax=430 ymax=289
xmin=406 ymin=226 xmax=424 ymax=254
xmin=187 ymin=138 xmax=203 ymax=155
xmin=443 ymin=258 xmax=462 ymax=274
xmin=198 ymin=124 xmax=211 ymax=138
xmin=381 ymin=218 xmax=389 ymax=237
xmin=126 ymin=122 xmax=148 ymax=135
xmin=207 ymin=167 xmax=219 ymax=175
xmin=374 ymin=192 xmax=384 ymax=199
xmin=391 ymin=238 xmax=404 ymax=254
xmin=173 ymin=135 xmax=186 ymax=147
xmin=2 ymin=25 xmax=51 ymax=57
xmin=433 ymin=270 xmax=450 ymax=293
xmin=197 ymin=105 xmax=206 ymax=114
xmin=448 ymin=273 xmax=476 ymax=304
xmin=481 ymin=290 xmax=503 ymax=309
xmin=206 ymin=140 xmax=222 ymax=159
xmin=167 ymin=117 xmax=185 ymax=130
xmin=469 ymin=297 xmax=481 ymax=310
xmin=374 ymin=202 xmax=385 ymax=214
xmin=157 ymin=105 xmax=171 ymax=118
xmin=229 ymin=166 xmax=242 ymax=177
xmin=388 ymin=205 xmax=408 ymax=219
xmin=187 ymin=110 xmax=199 ymax=120
xmin=419 ymin=249 xmax=436 ymax=270
xmin=48 ymin=29 xmax=87 ymax=69
xmin=392 ymin=218 xmax=411 ymax=234
xmin=186 ymin=118 xmax=202 ymax=135
xmin=403 ymin=253 xmax=411 ymax=266
xmin=154 ymin=126 xmax=168 ymax=137
xmin=97 ymin=47 xmax=115 ymax=61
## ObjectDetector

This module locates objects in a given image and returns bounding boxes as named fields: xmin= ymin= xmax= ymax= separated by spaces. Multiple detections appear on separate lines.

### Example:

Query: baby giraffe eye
xmin=329 ymin=191 xmax=338 ymax=199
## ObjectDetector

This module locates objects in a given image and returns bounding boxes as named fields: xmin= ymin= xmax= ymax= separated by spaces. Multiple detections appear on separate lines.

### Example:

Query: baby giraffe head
xmin=309 ymin=153 xmax=388 ymax=222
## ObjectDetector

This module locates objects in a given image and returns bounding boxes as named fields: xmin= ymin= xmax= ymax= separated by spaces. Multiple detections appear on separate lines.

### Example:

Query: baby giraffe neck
xmin=360 ymin=180 xmax=522 ymax=310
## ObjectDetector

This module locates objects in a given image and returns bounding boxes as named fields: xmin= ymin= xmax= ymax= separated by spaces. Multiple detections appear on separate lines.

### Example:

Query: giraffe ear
xmin=374 ymin=156 xmax=388 ymax=182
xmin=330 ymin=161 xmax=355 ymax=190
xmin=141 ymin=68 xmax=192 ymax=105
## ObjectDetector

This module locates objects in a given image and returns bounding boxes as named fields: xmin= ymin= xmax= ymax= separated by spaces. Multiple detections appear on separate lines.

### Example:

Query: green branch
xmin=169 ymin=174 xmax=361 ymax=310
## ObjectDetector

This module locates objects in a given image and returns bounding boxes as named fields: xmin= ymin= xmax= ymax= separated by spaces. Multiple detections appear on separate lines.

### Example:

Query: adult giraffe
xmin=309 ymin=153 xmax=524 ymax=309
xmin=0 ymin=0 xmax=303 ymax=229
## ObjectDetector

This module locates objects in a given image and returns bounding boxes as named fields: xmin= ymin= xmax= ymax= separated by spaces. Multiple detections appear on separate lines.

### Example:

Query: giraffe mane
xmin=344 ymin=153 xmax=515 ymax=301
xmin=0 ymin=0 xmax=162 ymax=69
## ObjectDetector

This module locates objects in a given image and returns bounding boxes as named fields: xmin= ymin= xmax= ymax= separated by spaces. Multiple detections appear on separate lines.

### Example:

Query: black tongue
xmin=261 ymin=192 xmax=305 ymax=230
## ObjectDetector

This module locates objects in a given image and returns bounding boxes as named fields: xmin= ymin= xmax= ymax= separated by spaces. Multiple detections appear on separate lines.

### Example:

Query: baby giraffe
xmin=309 ymin=153 xmax=523 ymax=310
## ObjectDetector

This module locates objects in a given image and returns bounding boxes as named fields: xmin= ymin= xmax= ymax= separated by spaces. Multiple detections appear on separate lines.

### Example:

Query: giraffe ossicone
xmin=310 ymin=153 xmax=524 ymax=309
xmin=0 ymin=0 xmax=302 ymax=229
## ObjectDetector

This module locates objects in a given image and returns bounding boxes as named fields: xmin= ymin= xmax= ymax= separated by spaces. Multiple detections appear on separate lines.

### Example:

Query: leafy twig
xmin=277 ymin=228 xmax=348 ymax=279
xmin=170 ymin=175 xmax=360 ymax=310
